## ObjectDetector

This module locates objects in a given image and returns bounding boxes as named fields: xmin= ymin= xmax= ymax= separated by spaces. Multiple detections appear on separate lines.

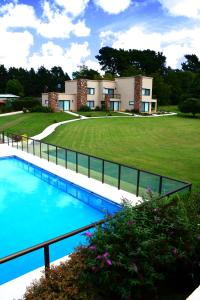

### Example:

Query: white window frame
xmin=142 ymin=88 xmax=150 ymax=96
xmin=87 ymin=100 xmax=94 ymax=108
xmin=87 ymin=88 xmax=95 ymax=95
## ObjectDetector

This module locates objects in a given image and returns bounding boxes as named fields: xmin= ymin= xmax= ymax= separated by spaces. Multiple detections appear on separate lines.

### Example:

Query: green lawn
xmin=44 ymin=115 xmax=200 ymax=186
xmin=0 ymin=112 xmax=77 ymax=136
xmin=77 ymin=111 xmax=129 ymax=117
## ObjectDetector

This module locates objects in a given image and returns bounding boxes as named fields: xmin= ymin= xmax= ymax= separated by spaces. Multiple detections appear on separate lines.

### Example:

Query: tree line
xmin=1 ymin=47 xmax=200 ymax=107
xmin=0 ymin=65 xmax=70 ymax=97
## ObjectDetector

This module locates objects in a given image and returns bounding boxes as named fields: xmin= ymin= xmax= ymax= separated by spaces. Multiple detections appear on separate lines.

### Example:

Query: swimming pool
xmin=0 ymin=156 xmax=121 ymax=284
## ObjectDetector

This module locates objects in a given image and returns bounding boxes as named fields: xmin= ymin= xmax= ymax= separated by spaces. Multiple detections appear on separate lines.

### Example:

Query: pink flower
xmin=106 ymin=259 xmax=112 ymax=266
xmin=83 ymin=231 xmax=93 ymax=237
xmin=96 ymin=255 xmax=102 ymax=260
xmin=103 ymin=252 xmax=109 ymax=258
xmin=89 ymin=245 xmax=97 ymax=250
xmin=172 ymin=247 xmax=178 ymax=256
xmin=196 ymin=235 xmax=200 ymax=241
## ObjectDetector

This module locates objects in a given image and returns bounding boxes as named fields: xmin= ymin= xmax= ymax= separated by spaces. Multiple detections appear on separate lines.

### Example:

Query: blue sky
xmin=0 ymin=0 xmax=200 ymax=76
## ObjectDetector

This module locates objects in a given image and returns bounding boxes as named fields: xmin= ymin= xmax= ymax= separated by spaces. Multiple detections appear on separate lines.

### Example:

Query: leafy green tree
xmin=0 ymin=65 xmax=8 ymax=93
xmin=6 ymin=79 xmax=24 ymax=96
xmin=72 ymin=65 xmax=101 ymax=80
xmin=179 ymin=98 xmax=200 ymax=116
xmin=182 ymin=54 xmax=200 ymax=72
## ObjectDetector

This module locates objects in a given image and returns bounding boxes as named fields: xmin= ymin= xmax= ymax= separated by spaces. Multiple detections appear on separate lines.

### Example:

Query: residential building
xmin=42 ymin=75 xmax=157 ymax=113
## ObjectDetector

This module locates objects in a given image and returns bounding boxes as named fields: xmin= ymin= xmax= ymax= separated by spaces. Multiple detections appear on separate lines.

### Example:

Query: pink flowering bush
xmin=24 ymin=189 xmax=200 ymax=300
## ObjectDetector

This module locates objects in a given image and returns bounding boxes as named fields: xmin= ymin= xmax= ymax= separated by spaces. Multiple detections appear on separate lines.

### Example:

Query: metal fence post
xmin=88 ymin=156 xmax=90 ymax=178
xmin=136 ymin=170 xmax=140 ymax=197
xmin=8 ymin=133 xmax=9 ymax=146
xmin=47 ymin=144 xmax=49 ymax=161
xmin=65 ymin=149 xmax=68 ymax=169
xmin=44 ymin=245 xmax=50 ymax=277
xmin=102 ymin=160 xmax=105 ymax=183
xmin=33 ymin=140 xmax=35 ymax=155
xmin=118 ymin=165 xmax=121 ymax=190
xmin=40 ymin=142 xmax=42 ymax=158
xmin=159 ymin=176 xmax=163 ymax=195
xmin=27 ymin=137 xmax=29 ymax=153
xmin=56 ymin=146 xmax=58 ymax=165
xmin=2 ymin=132 xmax=4 ymax=143
xmin=76 ymin=152 xmax=78 ymax=173
xmin=11 ymin=134 xmax=13 ymax=147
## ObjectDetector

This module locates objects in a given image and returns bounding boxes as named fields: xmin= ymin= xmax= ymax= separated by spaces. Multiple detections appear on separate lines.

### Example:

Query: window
xmin=142 ymin=88 xmax=150 ymax=96
xmin=129 ymin=101 xmax=134 ymax=105
xmin=87 ymin=101 xmax=94 ymax=108
xmin=87 ymin=88 xmax=95 ymax=95
xmin=45 ymin=100 xmax=49 ymax=105
xmin=103 ymin=88 xmax=114 ymax=96
xmin=141 ymin=102 xmax=149 ymax=112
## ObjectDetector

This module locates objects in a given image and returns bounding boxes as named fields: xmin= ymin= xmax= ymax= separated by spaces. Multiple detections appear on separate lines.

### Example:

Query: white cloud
xmin=0 ymin=30 xmax=34 ymax=68
xmin=28 ymin=42 xmax=91 ymax=75
xmin=94 ymin=0 xmax=132 ymax=14
xmin=100 ymin=25 xmax=200 ymax=68
xmin=0 ymin=3 xmax=38 ymax=30
xmin=54 ymin=0 xmax=90 ymax=17
xmin=158 ymin=0 xmax=200 ymax=19
xmin=73 ymin=20 xmax=91 ymax=37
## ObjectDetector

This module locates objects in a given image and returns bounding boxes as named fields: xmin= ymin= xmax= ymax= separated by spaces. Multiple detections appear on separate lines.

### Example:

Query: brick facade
xmin=77 ymin=79 xmax=87 ymax=110
xmin=134 ymin=76 xmax=142 ymax=112
xmin=48 ymin=92 xmax=59 ymax=112
xmin=105 ymin=94 xmax=110 ymax=110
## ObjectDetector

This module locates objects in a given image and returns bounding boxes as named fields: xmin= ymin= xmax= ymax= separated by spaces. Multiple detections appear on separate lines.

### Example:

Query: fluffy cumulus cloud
xmin=54 ymin=0 xmax=90 ymax=17
xmin=94 ymin=0 xmax=132 ymax=14
xmin=0 ymin=30 xmax=34 ymax=68
xmin=158 ymin=0 xmax=200 ymax=19
xmin=100 ymin=25 xmax=200 ymax=68
xmin=28 ymin=42 xmax=91 ymax=75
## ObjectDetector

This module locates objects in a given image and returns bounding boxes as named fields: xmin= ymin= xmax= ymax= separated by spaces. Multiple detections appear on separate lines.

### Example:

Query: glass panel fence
xmin=120 ymin=166 xmax=138 ymax=194
xmin=33 ymin=140 xmax=41 ymax=157
xmin=90 ymin=157 xmax=103 ymax=181
xmin=40 ymin=142 xmax=48 ymax=160
xmin=139 ymin=171 xmax=160 ymax=197
xmin=161 ymin=177 xmax=186 ymax=195
xmin=67 ymin=150 xmax=76 ymax=172
xmin=77 ymin=153 xmax=88 ymax=176
xmin=104 ymin=161 xmax=119 ymax=188
xmin=57 ymin=147 xmax=66 ymax=168
xmin=48 ymin=144 xmax=57 ymax=164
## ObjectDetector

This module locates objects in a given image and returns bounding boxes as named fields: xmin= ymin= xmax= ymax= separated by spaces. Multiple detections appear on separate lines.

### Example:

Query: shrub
xmin=95 ymin=106 xmax=101 ymax=111
xmin=12 ymin=99 xmax=42 ymax=111
xmin=179 ymin=98 xmax=200 ymax=116
xmin=30 ymin=106 xmax=52 ymax=113
xmin=79 ymin=105 xmax=91 ymax=112
xmin=24 ymin=191 xmax=200 ymax=300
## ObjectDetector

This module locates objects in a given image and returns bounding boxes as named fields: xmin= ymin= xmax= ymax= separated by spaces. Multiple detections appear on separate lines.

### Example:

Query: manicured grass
xmin=77 ymin=111 xmax=129 ymax=117
xmin=0 ymin=112 xmax=77 ymax=136
xmin=44 ymin=116 xmax=200 ymax=186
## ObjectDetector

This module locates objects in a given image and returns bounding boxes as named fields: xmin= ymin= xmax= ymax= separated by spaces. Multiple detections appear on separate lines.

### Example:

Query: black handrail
xmin=0 ymin=218 xmax=106 ymax=277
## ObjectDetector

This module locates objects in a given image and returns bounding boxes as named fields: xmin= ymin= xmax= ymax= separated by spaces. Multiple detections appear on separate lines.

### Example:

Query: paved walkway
xmin=0 ymin=111 xmax=23 ymax=117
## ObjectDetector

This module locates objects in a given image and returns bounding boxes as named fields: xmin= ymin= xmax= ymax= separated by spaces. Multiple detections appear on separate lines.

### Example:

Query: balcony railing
xmin=102 ymin=93 xmax=121 ymax=100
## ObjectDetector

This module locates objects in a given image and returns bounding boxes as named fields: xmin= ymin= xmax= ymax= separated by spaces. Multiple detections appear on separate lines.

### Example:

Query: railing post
xmin=11 ymin=134 xmax=13 ymax=147
xmin=76 ymin=152 xmax=78 ymax=173
xmin=65 ymin=149 xmax=68 ymax=169
xmin=88 ymin=156 xmax=90 ymax=178
xmin=40 ymin=142 xmax=42 ymax=158
xmin=56 ymin=146 xmax=58 ymax=165
xmin=118 ymin=165 xmax=121 ymax=190
xmin=102 ymin=160 xmax=105 ymax=183
xmin=21 ymin=137 xmax=23 ymax=151
xmin=44 ymin=245 xmax=50 ymax=277
xmin=27 ymin=137 xmax=29 ymax=153
xmin=8 ymin=133 xmax=9 ymax=146
xmin=2 ymin=132 xmax=4 ymax=143
xmin=47 ymin=144 xmax=49 ymax=161
xmin=33 ymin=140 xmax=35 ymax=155
xmin=17 ymin=138 xmax=18 ymax=149
xmin=159 ymin=176 xmax=163 ymax=195
xmin=136 ymin=170 xmax=140 ymax=197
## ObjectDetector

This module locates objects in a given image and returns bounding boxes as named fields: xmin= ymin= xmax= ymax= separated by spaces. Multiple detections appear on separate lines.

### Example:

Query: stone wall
xmin=134 ymin=76 xmax=142 ymax=112
xmin=77 ymin=79 xmax=87 ymax=110
xmin=104 ymin=94 xmax=110 ymax=110
xmin=48 ymin=92 xmax=59 ymax=112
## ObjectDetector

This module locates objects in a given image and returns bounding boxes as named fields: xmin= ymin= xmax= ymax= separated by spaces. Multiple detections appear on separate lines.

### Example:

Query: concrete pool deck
xmin=0 ymin=144 xmax=141 ymax=299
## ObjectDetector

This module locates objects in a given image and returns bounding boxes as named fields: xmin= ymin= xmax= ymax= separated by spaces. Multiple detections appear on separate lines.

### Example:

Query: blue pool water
xmin=0 ymin=156 xmax=121 ymax=284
